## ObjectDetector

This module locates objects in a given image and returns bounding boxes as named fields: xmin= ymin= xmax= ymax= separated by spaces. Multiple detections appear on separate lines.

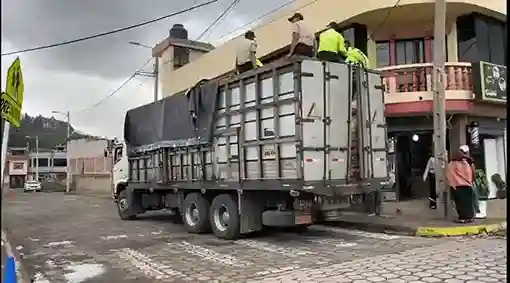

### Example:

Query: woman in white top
xmin=423 ymin=153 xmax=437 ymax=209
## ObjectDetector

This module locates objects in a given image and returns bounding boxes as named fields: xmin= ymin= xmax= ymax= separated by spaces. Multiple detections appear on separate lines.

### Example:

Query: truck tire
xmin=117 ymin=189 xmax=138 ymax=220
xmin=182 ymin=193 xmax=211 ymax=233
xmin=209 ymin=194 xmax=240 ymax=239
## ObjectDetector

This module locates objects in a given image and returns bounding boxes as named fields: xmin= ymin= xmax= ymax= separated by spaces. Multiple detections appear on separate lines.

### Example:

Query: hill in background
xmin=7 ymin=114 xmax=98 ymax=150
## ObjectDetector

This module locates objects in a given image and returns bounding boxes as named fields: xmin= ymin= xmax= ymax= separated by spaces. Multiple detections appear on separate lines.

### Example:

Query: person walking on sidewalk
xmin=422 ymin=152 xmax=437 ymax=209
xmin=446 ymin=145 xmax=476 ymax=223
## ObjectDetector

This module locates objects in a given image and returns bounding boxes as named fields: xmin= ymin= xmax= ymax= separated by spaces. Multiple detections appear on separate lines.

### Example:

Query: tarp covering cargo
xmin=124 ymin=80 xmax=218 ymax=156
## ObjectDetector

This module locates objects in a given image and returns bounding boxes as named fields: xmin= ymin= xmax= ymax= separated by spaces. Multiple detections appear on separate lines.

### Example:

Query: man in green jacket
xmin=345 ymin=40 xmax=369 ymax=68
xmin=317 ymin=22 xmax=348 ymax=62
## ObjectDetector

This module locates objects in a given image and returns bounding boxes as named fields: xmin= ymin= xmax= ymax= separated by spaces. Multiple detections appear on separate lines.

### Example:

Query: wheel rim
xmin=118 ymin=198 xmax=128 ymax=212
xmin=185 ymin=203 xmax=200 ymax=226
xmin=213 ymin=205 xmax=230 ymax=232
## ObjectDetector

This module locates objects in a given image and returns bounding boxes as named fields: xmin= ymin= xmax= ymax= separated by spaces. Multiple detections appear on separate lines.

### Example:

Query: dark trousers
xmin=292 ymin=43 xmax=314 ymax=57
xmin=317 ymin=51 xmax=340 ymax=62
xmin=453 ymin=186 xmax=475 ymax=220
xmin=236 ymin=61 xmax=254 ymax=74
xmin=428 ymin=173 xmax=437 ymax=209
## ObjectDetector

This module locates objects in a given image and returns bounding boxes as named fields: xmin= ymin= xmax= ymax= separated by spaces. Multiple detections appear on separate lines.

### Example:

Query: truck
xmin=110 ymin=58 xmax=391 ymax=239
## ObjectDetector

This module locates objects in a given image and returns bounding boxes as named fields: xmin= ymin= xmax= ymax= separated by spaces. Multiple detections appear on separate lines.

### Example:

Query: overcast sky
xmin=1 ymin=0 xmax=291 ymax=139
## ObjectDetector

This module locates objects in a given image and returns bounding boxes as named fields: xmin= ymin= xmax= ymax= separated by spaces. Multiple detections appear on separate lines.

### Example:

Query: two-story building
xmin=152 ymin=0 xmax=506 ymax=201
xmin=5 ymin=147 xmax=29 ymax=189
xmin=28 ymin=149 xmax=67 ymax=182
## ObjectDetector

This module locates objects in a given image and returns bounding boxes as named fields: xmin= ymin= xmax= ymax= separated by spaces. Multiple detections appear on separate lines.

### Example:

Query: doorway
xmin=392 ymin=131 xmax=449 ymax=200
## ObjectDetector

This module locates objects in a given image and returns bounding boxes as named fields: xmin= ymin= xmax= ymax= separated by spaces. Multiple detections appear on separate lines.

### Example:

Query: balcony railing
xmin=378 ymin=62 xmax=473 ymax=94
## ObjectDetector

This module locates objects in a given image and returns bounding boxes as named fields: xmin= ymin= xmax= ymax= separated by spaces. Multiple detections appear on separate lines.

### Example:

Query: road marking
xmin=100 ymin=235 xmax=128 ymax=241
xmin=312 ymin=226 xmax=402 ymax=240
xmin=44 ymin=240 xmax=74 ymax=248
xmin=64 ymin=262 xmax=105 ymax=283
xmin=307 ymin=238 xmax=358 ymax=247
xmin=169 ymin=241 xmax=252 ymax=267
xmin=115 ymin=248 xmax=186 ymax=280
xmin=236 ymin=239 xmax=316 ymax=257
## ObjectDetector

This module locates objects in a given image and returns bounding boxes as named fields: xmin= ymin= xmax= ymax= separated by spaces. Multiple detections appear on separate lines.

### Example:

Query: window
xmin=37 ymin=158 xmax=48 ymax=167
xmin=53 ymin=158 xmax=67 ymax=167
xmin=395 ymin=39 xmax=425 ymax=65
xmin=456 ymin=13 xmax=506 ymax=65
xmin=376 ymin=42 xmax=390 ymax=67
xmin=13 ymin=162 xmax=24 ymax=170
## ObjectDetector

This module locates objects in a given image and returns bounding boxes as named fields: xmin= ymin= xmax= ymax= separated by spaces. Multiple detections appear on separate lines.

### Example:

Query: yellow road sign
xmin=2 ymin=57 xmax=24 ymax=128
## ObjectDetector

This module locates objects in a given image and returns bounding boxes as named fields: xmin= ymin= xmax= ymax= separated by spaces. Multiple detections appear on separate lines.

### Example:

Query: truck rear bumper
xmin=261 ymin=210 xmax=313 ymax=227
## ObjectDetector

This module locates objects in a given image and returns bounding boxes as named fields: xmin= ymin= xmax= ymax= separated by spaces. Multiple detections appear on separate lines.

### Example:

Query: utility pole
xmin=128 ymin=41 xmax=158 ymax=101
xmin=153 ymin=57 xmax=159 ymax=102
xmin=432 ymin=0 xmax=449 ymax=218
xmin=35 ymin=136 xmax=39 ymax=182
xmin=66 ymin=111 xmax=71 ymax=193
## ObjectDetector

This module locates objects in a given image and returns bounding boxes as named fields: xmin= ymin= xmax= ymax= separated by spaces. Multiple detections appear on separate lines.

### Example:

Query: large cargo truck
xmin=110 ymin=58 xmax=391 ymax=239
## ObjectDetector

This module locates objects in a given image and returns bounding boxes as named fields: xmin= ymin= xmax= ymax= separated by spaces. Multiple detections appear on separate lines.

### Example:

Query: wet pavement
xmin=2 ymin=191 xmax=507 ymax=283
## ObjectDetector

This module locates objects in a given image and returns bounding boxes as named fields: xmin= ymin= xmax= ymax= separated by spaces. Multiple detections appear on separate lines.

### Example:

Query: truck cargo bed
xmin=124 ymin=58 xmax=389 ymax=197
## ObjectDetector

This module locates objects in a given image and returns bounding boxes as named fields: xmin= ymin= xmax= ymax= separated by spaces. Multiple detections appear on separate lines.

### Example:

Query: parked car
xmin=24 ymin=180 xmax=42 ymax=192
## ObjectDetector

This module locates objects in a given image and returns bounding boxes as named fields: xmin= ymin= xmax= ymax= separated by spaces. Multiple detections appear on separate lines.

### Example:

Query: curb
xmin=2 ymin=230 xmax=30 ymax=283
xmin=415 ymin=221 xmax=507 ymax=237
xmin=322 ymin=220 xmax=507 ymax=237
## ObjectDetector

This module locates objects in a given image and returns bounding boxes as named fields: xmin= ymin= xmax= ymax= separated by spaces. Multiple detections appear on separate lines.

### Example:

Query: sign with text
xmin=472 ymin=61 xmax=507 ymax=104
xmin=1 ymin=57 xmax=24 ymax=127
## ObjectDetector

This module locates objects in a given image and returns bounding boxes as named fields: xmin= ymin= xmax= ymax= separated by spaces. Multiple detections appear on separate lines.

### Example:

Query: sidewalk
xmin=324 ymin=198 xmax=507 ymax=237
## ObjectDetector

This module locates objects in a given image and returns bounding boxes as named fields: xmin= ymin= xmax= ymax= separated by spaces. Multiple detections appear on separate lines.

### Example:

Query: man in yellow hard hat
xmin=317 ymin=22 xmax=348 ymax=62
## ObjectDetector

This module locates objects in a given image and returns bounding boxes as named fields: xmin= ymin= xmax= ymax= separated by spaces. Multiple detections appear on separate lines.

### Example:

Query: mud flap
xmin=126 ymin=187 xmax=145 ymax=215
xmin=239 ymin=191 xmax=264 ymax=234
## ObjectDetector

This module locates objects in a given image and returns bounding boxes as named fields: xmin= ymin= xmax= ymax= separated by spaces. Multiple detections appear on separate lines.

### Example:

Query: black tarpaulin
xmin=124 ymin=80 xmax=218 ymax=156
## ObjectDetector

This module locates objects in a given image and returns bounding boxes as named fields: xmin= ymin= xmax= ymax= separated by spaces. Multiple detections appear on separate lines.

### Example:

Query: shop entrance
xmin=391 ymin=131 xmax=450 ymax=200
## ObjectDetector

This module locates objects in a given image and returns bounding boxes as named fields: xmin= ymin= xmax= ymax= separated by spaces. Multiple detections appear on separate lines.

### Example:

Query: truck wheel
xmin=117 ymin=189 xmax=137 ymax=220
xmin=209 ymin=194 xmax=240 ymax=239
xmin=182 ymin=193 xmax=211 ymax=233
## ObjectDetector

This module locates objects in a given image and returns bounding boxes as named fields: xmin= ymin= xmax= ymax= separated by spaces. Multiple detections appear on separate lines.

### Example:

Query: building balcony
xmin=377 ymin=62 xmax=506 ymax=116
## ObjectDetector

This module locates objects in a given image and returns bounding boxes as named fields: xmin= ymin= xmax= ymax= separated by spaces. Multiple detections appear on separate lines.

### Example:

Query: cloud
xmin=1 ymin=0 xmax=291 ymax=139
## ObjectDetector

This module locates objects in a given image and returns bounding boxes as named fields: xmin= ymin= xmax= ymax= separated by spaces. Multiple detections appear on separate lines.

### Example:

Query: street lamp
xmin=129 ymin=41 xmax=159 ymax=102
xmin=52 ymin=110 xmax=71 ymax=193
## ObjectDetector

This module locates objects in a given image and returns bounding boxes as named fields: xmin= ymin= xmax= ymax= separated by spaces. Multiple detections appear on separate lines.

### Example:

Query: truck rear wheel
xmin=182 ymin=193 xmax=211 ymax=233
xmin=209 ymin=194 xmax=240 ymax=239
xmin=117 ymin=189 xmax=138 ymax=220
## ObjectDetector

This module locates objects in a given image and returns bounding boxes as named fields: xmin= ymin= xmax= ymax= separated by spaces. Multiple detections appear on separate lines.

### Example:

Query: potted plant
xmin=473 ymin=169 xmax=489 ymax=218
xmin=491 ymin=173 xmax=507 ymax=199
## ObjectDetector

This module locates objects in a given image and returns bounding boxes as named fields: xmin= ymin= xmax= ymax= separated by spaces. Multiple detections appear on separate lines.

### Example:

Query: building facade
xmin=28 ymin=150 xmax=67 ymax=182
xmin=5 ymin=147 xmax=29 ymax=188
xmin=153 ymin=0 xmax=506 ymax=201
xmin=67 ymin=138 xmax=111 ymax=175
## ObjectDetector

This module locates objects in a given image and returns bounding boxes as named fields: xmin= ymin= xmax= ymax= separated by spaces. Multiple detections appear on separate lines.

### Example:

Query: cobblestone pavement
xmin=3 ymin=192 xmax=507 ymax=283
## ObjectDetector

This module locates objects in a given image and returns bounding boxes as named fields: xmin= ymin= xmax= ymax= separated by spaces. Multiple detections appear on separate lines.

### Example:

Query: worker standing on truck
xmin=345 ymin=40 xmax=369 ymax=68
xmin=287 ymin=12 xmax=315 ymax=58
xmin=236 ymin=30 xmax=258 ymax=74
xmin=317 ymin=22 xmax=347 ymax=62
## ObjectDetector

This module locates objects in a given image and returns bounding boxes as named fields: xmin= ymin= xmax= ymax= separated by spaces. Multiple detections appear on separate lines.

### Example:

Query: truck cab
xmin=111 ymin=142 xmax=128 ymax=200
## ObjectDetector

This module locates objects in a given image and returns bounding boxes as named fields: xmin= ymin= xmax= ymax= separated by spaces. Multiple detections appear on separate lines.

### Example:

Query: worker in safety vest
xmin=316 ymin=22 xmax=348 ymax=62
xmin=345 ymin=40 xmax=369 ymax=68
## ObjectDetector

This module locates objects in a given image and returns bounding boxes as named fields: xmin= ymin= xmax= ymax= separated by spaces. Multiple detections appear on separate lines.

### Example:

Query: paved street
xmin=2 ymin=192 xmax=507 ymax=283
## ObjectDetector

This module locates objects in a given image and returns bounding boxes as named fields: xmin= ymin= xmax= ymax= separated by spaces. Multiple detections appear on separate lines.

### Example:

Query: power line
xmin=196 ymin=0 xmax=241 ymax=41
xmin=367 ymin=0 xmax=401 ymax=42
xmin=75 ymin=58 xmax=153 ymax=113
xmin=216 ymin=0 xmax=299 ymax=42
xmin=1 ymin=0 xmax=219 ymax=57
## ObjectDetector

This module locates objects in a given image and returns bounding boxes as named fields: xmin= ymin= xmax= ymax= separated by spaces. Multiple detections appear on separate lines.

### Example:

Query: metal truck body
xmin=112 ymin=58 xmax=390 ymax=239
